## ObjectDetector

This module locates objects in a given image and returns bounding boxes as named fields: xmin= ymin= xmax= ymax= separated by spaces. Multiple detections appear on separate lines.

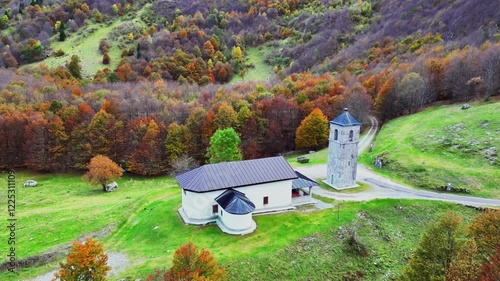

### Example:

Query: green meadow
xmin=360 ymin=101 xmax=500 ymax=198
xmin=24 ymin=5 xmax=149 ymax=79
xmin=1 ymin=170 xmax=481 ymax=280
xmin=231 ymin=46 xmax=275 ymax=84
xmin=287 ymin=148 xmax=329 ymax=167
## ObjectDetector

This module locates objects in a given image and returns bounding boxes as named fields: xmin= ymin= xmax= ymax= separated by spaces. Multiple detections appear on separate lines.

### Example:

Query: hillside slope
xmin=0 ymin=170 xmax=480 ymax=280
xmin=360 ymin=101 xmax=500 ymax=198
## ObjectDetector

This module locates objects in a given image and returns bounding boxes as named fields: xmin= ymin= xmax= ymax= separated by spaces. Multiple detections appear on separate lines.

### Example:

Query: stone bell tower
xmin=326 ymin=108 xmax=361 ymax=189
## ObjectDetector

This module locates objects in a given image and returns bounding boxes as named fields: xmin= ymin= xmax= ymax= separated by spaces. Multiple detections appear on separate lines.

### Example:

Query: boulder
xmin=23 ymin=180 xmax=37 ymax=187
xmin=106 ymin=181 xmax=118 ymax=192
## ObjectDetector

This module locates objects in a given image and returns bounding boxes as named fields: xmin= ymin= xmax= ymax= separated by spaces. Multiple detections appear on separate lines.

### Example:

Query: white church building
xmin=176 ymin=156 xmax=317 ymax=235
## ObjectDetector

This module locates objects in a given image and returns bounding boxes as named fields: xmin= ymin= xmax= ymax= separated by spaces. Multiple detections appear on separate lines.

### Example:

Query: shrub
xmin=102 ymin=52 xmax=110 ymax=64
xmin=53 ymin=49 xmax=65 ymax=57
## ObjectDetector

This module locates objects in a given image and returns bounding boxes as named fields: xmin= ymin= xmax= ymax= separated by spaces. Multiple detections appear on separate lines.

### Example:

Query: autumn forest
xmin=0 ymin=0 xmax=499 ymax=176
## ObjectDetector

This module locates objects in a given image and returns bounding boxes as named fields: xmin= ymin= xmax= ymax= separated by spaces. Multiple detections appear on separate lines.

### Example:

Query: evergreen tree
xmin=67 ymin=54 xmax=82 ymax=79
xmin=59 ymin=21 xmax=66 ymax=42
xmin=136 ymin=43 xmax=141 ymax=59
xmin=19 ymin=2 xmax=25 ymax=15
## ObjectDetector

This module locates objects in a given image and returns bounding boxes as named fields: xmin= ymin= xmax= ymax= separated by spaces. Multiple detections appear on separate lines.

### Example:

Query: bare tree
xmin=397 ymin=72 xmax=430 ymax=113
xmin=480 ymin=45 xmax=500 ymax=99
xmin=444 ymin=48 xmax=480 ymax=101
xmin=344 ymin=84 xmax=373 ymax=123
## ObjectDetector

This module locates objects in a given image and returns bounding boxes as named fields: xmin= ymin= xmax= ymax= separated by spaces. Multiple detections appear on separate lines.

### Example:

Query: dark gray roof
xmin=330 ymin=109 xmax=361 ymax=127
xmin=176 ymin=156 xmax=297 ymax=193
xmin=215 ymin=189 xmax=255 ymax=215
xmin=292 ymin=171 xmax=319 ymax=189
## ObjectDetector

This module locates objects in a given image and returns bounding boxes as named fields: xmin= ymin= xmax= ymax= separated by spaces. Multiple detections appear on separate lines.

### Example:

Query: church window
xmin=220 ymin=209 xmax=223 ymax=216
xmin=334 ymin=129 xmax=338 ymax=140
xmin=349 ymin=130 xmax=354 ymax=141
xmin=263 ymin=196 xmax=269 ymax=205
xmin=212 ymin=205 xmax=218 ymax=213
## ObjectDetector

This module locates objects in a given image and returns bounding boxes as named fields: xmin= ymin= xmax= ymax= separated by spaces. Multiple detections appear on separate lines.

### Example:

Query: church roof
xmin=215 ymin=189 xmax=255 ymax=215
xmin=330 ymin=108 xmax=361 ymax=127
xmin=292 ymin=171 xmax=319 ymax=189
xmin=176 ymin=156 xmax=297 ymax=193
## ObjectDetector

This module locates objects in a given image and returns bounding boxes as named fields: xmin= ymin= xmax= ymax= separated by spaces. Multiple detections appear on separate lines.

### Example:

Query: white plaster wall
xmin=182 ymin=189 xmax=223 ymax=220
xmin=220 ymin=209 xmax=253 ymax=231
xmin=236 ymin=180 xmax=293 ymax=211
xmin=182 ymin=180 xmax=293 ymax=220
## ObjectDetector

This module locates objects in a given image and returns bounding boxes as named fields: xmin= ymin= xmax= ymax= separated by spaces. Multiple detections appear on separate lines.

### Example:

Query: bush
xmin=102 ymin=52 xmax=110 ymax=64
xmin=53 ymin=49 xmax=65 ymax=57
xmin=99 ymin=39 xmax=109 ymax=54
xmin=346 ymin=230 xmax=369 ymax=257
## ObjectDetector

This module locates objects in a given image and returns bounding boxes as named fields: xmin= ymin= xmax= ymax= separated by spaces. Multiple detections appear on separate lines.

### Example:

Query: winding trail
xmin=296 ymin=116 xmax=500 ymax=208
xmin=30 ymin=252 xmax=129 ymax=281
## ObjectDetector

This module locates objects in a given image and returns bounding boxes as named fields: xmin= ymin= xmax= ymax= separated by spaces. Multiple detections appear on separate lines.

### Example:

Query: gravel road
xmin=30 ymin=252 xmax=129 ymax=281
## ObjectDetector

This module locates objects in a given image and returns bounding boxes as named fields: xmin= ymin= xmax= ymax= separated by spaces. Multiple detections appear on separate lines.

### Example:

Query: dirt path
xmin=296 ymin=116 xmax=500 ymax=208
xmin=30 ymin=252 xmax=129 ymax=281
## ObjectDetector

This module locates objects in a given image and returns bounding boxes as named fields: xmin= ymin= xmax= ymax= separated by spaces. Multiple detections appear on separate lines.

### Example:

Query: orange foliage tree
xmin=295 ymin=108 xmax=329 ymax=150
xmin=83 ymin=155 xmax=122 ymax=191
xmin=145 ymin=242 xmax=226 ymax=281
xmin=53 ymin=238 xmax=111 ymax=281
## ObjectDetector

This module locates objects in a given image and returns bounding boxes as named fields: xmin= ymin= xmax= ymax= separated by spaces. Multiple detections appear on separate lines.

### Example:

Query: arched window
xmin=334 ymin=129 xmax=338 ymax=140
xmin=349 ymin=130 xmax=354 ymax=142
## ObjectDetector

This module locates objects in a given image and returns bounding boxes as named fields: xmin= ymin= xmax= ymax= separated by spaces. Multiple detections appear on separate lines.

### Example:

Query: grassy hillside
xmin=225 ymin=200 xmax=477 ymax=281
xmin=24 ymin=6 xmax=149 ymax=79
xmin=360 ymin=101 xmax=500 ymax=198
xmin=38 ymin=21 xmax=123 ymax=79
xmin=0 ymin=170 xmax=177 ymax=279
xmin=1 ymin=171 xmax=480 ymax=280
xmin=286 ymin=148 xmax=329 ymax=167
xmin=230 ymin=46 xmax=275 ymax=84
